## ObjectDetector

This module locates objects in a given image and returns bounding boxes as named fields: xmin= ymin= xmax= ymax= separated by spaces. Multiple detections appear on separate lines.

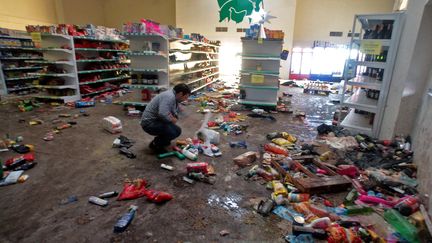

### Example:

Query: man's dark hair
xmin=173 ymin=83 xmax=191 ymax=95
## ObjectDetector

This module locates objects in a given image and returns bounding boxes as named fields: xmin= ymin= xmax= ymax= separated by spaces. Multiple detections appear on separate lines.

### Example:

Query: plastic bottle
xmin=264 ymin=143 xmax=289 ymax=156
xmin=358 ymin=195 xmax=397 ymax=207
xmin=344 ymin=189 xmax=358 ymax=205
xmin=114 ymin=205 xmax=138 ymax=233
xmin=345 ymin=205 xmax=374 ymax=215
xmin=394 ymin=196 xmax=419 ymax=216
xmin=383 ymin=209 xmax=420 ymax=243
xmin=287 ymin=193 xmax=310 ymax=202
xmin=272 ymin=181 xmax=288 ymax=196
xmin=182 ymin=147 xmax=198 ymax=161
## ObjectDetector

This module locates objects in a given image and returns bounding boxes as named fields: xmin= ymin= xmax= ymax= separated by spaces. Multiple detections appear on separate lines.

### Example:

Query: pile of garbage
xmin=234 ymin=127 xmax=428 ymax=242
xmin=0 ymin=137 xmax=36 ymax=186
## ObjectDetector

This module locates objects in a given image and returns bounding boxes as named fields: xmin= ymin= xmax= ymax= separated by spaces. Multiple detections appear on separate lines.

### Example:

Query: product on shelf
xmin=25 ymin=24 xmax=125 ymax=41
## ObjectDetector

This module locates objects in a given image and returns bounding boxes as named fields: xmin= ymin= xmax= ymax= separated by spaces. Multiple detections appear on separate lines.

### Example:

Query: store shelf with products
xmin=339 ymin=12 xmax=404 ymax=137
xmin=29 ymin=34 xmax=81 ymax=102
xmin=118 ymin=31 xmax=169 ymax=106
xmin=23 ymin=23 xmax=133 ymax=99
xmin=238 ymin=34 xmax=282 ymax=107
xmin=74 ymin=37 xmax=131 ymax=98
xmin=0 ymin=34 xmax=43 ymax=95
xmin=169 ymin=38 xmax=220 ymax=93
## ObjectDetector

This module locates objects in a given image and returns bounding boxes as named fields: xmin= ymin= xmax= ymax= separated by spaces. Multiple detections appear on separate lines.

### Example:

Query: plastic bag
xmin=117 ymin=179 xmax=147 ymax=200
xmin=197 ymin=128 xmax=220 ymax=145
xmin=145 ymin=189 xmax=173 ymax=203
xmin=233 ymin=151 xmax=259 ymax=167
xmin=272 ymin=138 xmax=292 ymax=146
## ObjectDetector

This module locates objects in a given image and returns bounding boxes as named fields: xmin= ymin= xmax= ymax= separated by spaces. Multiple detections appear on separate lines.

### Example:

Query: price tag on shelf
xmin=360 ymin=40 xmax=382 ymax=55
xmin=30 ymin=32 xmax=42 ymax=48
xmin=258 ymin=38 xmax=263 ymax=44
xmin=251 ymin=74 xmax=264 ymax=84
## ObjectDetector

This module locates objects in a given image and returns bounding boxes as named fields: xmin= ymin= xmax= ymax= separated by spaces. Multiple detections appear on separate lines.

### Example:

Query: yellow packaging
xmin=272 ymin=138 xmax=292 ymax=146
xmin=272 ymin=180 xmax=288 ymax=196
xmin=281 ymin=133 xmax=297 ymax=143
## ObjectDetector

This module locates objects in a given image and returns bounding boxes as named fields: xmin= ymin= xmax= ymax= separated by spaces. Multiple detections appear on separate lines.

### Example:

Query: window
xmin=290 ymin=45 xmax=350 ymax=77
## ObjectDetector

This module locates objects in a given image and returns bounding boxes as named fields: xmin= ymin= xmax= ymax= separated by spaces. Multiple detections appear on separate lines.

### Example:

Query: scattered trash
xmin=119 ymin=147 xmax=136 ymax=159
xmin=219 ymin=230 xmax=230 ymax=237
xmin=114 ymin=205 xmax=138 ymax=233
xmin=102 ymin=116 xmax=123 ymax=134
xmin=88 ymin=196 xmax=108 ymax=207
xmin=98 ymin=191 xmax=119 ymax=199
xmin=161 ymin=164 xmax=174 ymax=171
xmin=233 ymin=151 xmax=259 ymax=167
xmin=229 ymin=141 xmax=247 ymax=149
xmin=60 ymin=195 xmax=78 ymax=205
xmin=117 ymin=179 xmax=148 ymax=201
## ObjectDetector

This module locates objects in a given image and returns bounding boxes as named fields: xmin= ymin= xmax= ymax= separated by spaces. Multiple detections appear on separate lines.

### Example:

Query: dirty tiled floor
xmin=0 ymin=87 xmax=376 ymax=243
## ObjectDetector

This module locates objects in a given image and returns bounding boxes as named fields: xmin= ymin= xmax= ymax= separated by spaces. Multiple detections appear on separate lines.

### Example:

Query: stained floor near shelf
xmin=0 ymin=87 xmax=374 ymax=242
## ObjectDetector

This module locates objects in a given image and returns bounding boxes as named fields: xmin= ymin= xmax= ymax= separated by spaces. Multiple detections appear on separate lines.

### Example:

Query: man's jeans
xmin=141 ymin=121 xmax=181 ymax=147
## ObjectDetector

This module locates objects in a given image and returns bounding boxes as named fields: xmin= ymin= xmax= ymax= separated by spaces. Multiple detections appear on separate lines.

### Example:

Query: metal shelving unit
xmin=0 ymin=35 xmax=43 ymax=95
xmin=74 ymin=36 xmax=131 ymax=98
xmin=31 ymin=34 xmax=81 ymax=103
xmin=117 ymin=33 xmax=169 ymax=106
xmin=238 ymin=37 xmax=282 ymax=107
xmin=169 ymin=37 xmax=220 ymax=93
xmin=339 ymin=13 xmax=404 ymax=137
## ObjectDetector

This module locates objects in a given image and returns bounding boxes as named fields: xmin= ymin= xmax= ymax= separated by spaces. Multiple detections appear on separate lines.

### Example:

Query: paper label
xmin=30 ymin=32 xmax=42 ymax=48
xmin=360 ymin=40 xmax=382 ymax=55
xmin=258 ymin=38 xmax=263 ymax=44
xmin=251 ymin=74 xmax=264 ymax=84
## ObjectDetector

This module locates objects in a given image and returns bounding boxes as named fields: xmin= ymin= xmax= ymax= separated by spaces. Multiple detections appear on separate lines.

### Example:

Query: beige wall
xmin=293 ymin=0 xmax=395 ymax=47
xmin=103 ymin=0 xmax=176 ymax=29
xmin=0 ymin=0 xmax=59 ymax=30
xmin=60 ymin=0 xmax=105 ymax=26
xmin=176 ymin=0 xmax=296 ymax=79
xmin=0 ymin=0 xmax=176 ymax=31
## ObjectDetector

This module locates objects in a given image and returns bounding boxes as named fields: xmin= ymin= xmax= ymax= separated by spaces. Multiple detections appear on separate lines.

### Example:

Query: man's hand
xmin=168 ymin=113 xmax=178 ymax=124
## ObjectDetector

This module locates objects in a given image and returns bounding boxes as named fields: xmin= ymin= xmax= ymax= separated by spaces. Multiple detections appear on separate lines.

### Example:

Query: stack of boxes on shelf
xmin=119 ymin=19 xmax=220 ymax=106
xmin=0 ymin=29 xmax=43 ymax=95
xmin=25 ymin=24 xmax=131 ymax=101
xmin=340 ymin=13 xmax=403 ymax=138
xmin=239 ymin=26 xmax=284 ymax=107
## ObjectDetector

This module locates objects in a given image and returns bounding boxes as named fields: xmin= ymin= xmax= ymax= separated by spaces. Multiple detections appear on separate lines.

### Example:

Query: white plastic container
xmin=102 ymin=116 xmax=123 ymax=134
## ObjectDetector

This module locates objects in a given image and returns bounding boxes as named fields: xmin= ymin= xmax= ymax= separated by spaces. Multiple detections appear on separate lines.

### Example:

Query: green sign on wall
xmin=218 ymin=0 xmax=264 ymax=23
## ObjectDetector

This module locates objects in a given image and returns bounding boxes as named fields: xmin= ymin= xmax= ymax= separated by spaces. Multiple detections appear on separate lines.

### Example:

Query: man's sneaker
xmin=149 ymin=141 xmax=168 ymax=154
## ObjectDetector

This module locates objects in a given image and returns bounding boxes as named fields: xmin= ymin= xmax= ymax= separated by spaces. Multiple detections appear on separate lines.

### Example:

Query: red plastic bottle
xmin=264 ymin=143 xmax=289 ymax=156
xmin=394 ymin=196 xmax=419 ymax=216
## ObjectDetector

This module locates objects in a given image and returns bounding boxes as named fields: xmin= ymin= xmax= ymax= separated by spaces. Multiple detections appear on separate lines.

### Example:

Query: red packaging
xmin=144 ymin=189 xmax=173 ymax=203
xmin=207 ymin=121 xmax=217 ymax=127
xmin=117 ymin=179 xmax=147 ymax=200
xmin=264 ymin=143 xmax=289 ymax=156
xmin=5 ymin=153 xmax=35 ymax=167
xmin=337 ymin=165 xmax=359 ymax=178
xmin=228 ymin=112 xmax=237 ymax=118
xmin=186 ymin=162 xmax=208 ymax=174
